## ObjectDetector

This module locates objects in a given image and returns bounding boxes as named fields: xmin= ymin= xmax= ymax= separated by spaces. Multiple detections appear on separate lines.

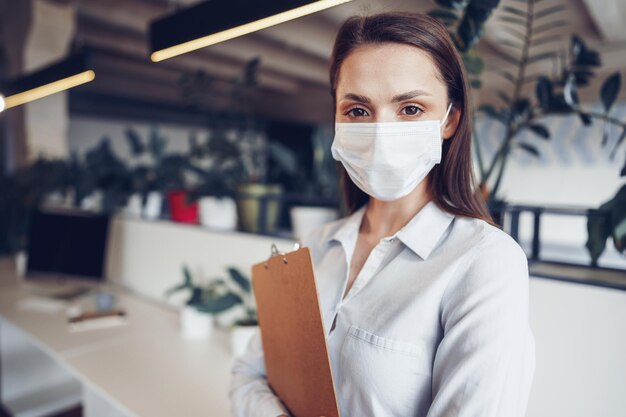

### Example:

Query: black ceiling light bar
xmin=149 ymin=0 xmax=352 ymax=62
xmin=0 ymin=49 xmax=95 ymax=110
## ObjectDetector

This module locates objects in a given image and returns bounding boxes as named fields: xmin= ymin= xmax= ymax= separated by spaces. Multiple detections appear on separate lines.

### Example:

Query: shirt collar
xmin=327 ymin=199 xmax=455 ymax=260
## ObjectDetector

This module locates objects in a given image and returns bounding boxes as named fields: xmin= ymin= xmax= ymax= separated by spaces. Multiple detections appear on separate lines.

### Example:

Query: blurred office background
xmin=0 ymin=0 xmax=625 ymax=416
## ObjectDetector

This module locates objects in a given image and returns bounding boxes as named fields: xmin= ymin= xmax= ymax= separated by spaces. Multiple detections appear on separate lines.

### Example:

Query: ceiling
xmin=43 ymin=0 xmax=626 ymax=125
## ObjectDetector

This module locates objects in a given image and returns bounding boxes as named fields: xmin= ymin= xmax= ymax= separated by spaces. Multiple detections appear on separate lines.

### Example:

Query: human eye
xmin=343 ymin=106 xmax=369 ymax=118
xmin=401 ymin=105 xmax=424 ymax=116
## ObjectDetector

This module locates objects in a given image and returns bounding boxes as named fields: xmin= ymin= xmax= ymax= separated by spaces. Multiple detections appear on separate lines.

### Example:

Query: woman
xmin=230 ymin=11 xmax=535 ymax=417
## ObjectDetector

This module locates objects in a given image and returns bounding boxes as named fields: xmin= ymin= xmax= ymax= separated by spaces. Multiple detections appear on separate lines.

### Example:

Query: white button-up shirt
xmin=230 ymin=199 xmax=536 ymax=417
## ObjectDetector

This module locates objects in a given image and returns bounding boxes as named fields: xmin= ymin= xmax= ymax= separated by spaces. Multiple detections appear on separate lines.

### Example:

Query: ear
xmin=441 ymin=106 xmax=461 ymax=140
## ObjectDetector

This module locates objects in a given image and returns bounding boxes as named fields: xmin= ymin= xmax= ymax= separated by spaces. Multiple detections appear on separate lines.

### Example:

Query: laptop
xmin=21 ymin=207 xmax=111 ymax=300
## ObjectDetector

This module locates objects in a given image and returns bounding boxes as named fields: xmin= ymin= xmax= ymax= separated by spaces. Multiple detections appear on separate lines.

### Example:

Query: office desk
xmin=0 ymin=258 xmax=233 ymax=417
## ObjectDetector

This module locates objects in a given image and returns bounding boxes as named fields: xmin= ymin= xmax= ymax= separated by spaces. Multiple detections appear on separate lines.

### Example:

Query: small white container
xmin=290 ymin=206 xmax=339 ymax=240
xmin=180 ymin=305 xmax=214 ymax=340
xmin=143 ymin=191 xmax=163 ymax=220
xmin=199 ymin=196 xmax=238 ymax=231
xmin=230 ymin=325 xmax=259 ymax=357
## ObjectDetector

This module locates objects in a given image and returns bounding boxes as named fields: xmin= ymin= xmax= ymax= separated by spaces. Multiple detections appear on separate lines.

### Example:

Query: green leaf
xmin=125 ymin=128 xmax=145 ymax=156
xmin=602 ymin=122 xmax=610 ymax=146
xmin=463 ymin=52 xmax=485 ymax=75
xmin=228 ymin=267 xmax=251 ymax=293
xmin=499 ymin=15 xmax=526 ymax=26
xmin=496 ymin=50 xmax=522 ymax=66
xmin=502 ymin=5 xmax=527 ymax=17
xmin=527 ymin=124 xmax=550 ymax=139
xmin=531 ymin=34 xmax=563 ymax=47
xmin=586 ymin=185 xmax=626 ymax=263
xmin=477 ymin=104 xmax=505 ymax=123
xmin=578 ymin=112 xmax=592 ymax=126
xmin=534 ymin=20 xmax=568 ymax=35
xmin=503 ymin=28 xmax=527 ymax=43
xmin=434 ymin=0 xmax=466 ymax=10
xmin=492 ymin=67 xmax=516 ymax=84
xmin=194 ymin=292 xmax=243 ymax=314
xmin=600 ymin=72 xmax=621 ymax=113
xmin=610 ymin=128 xmax=626 ymax=159
xmin=586 ymin=205 xmax=612 ymax=265
xmin=470 ymin=78 xmax=482 ymax=88
xmin=455 ymin=0 xmax=502 ymax=52
xmin=533 ymin=4 xmax=566 ymax=19
xmin=516 ymin=143 xmax=540 ymax=157
xmin=536 ymin=76 xmax=553 ymax=111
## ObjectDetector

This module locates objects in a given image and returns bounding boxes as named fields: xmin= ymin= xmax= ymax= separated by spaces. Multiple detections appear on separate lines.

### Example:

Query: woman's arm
xmin=426 ymin=232 xmax=536 ymax=417
xmin=229 ymin=327 xmax=291 ymax=417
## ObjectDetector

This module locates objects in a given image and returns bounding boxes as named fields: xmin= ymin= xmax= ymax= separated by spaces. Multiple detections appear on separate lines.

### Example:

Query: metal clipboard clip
xmin=264 ymin=242 xmax=301 ymax=268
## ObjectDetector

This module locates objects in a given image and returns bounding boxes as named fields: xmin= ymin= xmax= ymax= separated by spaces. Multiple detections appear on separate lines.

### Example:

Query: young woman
xmin=230 ymin=11 xmax=535 ymax=417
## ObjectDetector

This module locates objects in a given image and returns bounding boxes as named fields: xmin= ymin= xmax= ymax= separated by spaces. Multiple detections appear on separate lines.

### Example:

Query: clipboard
xmin=252 ymin=244 xmax=341 ymax=417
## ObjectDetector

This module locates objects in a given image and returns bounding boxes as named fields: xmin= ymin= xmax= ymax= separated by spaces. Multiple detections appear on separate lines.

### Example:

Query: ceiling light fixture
xmin=150 ymin=0 xmax=352 ymax=62
xmin=1 ymin=50 xmax=95 ymax=110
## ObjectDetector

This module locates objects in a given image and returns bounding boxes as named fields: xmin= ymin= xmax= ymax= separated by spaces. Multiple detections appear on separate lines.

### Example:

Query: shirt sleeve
xmin=229 ymin=326 xmax=291 ymax=417
xmin=426 ymin=232 xmax=536 ymax=417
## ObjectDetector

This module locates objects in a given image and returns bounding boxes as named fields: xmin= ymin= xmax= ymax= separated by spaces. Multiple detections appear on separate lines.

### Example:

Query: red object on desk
xmin=167 ymin=190 xmax=198 ymax=224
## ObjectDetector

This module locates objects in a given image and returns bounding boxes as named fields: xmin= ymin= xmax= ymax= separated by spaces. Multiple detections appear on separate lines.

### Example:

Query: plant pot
xmin=180 ymin=305 xmax=214 ymax=340
xmin=236 ymin=183 xmax=283 ymax=234
xmin=230 ymin=324 xmax=259 ymax=357
xmin=167 ymin=190 xmax=198 ymax=224
xmin=143 ymin=191 xmax=163 ymax=220
xmin=124 ymin=193 xmax=143 ymax=218
xmin=290 ymin=206 xmax=339 ymax=240
xmin=198 ymin=196 xmax=238 ymax=231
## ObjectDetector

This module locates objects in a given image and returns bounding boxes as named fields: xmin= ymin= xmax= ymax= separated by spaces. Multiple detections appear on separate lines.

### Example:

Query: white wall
xmin=527 ymin=278 xmax=626 ymax=417
xmin=104 ymin=215 xmax=296 ymax=326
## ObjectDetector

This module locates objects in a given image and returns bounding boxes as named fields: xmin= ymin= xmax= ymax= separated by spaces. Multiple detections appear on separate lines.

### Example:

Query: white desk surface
xmin=0 ymin=258 xmax=233 ymax=417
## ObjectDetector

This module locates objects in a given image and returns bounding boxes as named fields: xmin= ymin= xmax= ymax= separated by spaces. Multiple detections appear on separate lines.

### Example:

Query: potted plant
xmin=186 ymin=129 xmax=241 ymax=231
xmin=165 ymin=265 xmax=243 ymax=340
xmin=124 ymin=126 xmax=192 ymax=222
xmin=225 ymin=267 xmax=259 ymax=356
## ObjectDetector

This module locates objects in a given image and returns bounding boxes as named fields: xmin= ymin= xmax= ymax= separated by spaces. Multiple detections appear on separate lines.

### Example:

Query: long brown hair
xmin=329 ymin=11 xmax=496 ymax=226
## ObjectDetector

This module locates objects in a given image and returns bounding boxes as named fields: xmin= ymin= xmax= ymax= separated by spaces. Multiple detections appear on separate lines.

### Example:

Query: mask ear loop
xmin=439 ymin=102 xmax=453 ymax=127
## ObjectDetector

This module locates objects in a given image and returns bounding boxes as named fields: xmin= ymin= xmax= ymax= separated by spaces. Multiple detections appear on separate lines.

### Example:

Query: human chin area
xmin=0 ymin=1 xmax=625 ymax=417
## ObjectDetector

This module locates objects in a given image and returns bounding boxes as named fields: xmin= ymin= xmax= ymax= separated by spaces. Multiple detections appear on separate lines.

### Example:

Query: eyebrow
xmin=342 ymin=89 xmax=432 ymax=104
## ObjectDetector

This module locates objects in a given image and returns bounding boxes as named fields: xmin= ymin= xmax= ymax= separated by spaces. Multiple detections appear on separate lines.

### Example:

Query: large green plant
xmin=430 ymin=0 xmax=626 ymax=263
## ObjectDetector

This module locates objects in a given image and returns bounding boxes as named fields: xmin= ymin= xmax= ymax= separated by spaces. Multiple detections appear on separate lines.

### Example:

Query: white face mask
xmin=331 ymin=103 xmax=453 ymax=201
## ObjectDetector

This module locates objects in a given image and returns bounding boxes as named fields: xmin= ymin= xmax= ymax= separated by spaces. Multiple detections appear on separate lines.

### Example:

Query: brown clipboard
xmin=252 ymin=244 xmax=341 ymax=417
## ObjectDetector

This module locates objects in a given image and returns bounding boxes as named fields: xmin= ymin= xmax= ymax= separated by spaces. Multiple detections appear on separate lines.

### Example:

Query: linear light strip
xmin=4 ymin=70 xmax=96 ymax=109
xmin=151 ymin=0 xmax=352 ymax=62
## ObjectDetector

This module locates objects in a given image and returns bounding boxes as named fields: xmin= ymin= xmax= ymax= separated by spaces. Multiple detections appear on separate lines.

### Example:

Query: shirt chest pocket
xmin=338 ymin=325 xmax=432 ymax=417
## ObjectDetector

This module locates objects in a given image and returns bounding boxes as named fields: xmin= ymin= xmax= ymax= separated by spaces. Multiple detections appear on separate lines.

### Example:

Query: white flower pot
xmin=143 ymin=191 xmax=163 ymax=220
xmin=124 ymin=193 xmax=143 ymax=217
xmin=230 ymin=325 xmax=259 ymax=357
xmin=180 ymin=305 xmax=214 ymax=340
xmin=290 ymin=206 xmax=339 ymax=240
xmin=199 ymin=196 xmax=237 ymax=231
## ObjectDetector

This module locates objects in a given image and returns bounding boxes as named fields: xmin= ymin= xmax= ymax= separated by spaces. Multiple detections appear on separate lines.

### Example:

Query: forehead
xmin=336 ymin=43 xmax=446 ymax=97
